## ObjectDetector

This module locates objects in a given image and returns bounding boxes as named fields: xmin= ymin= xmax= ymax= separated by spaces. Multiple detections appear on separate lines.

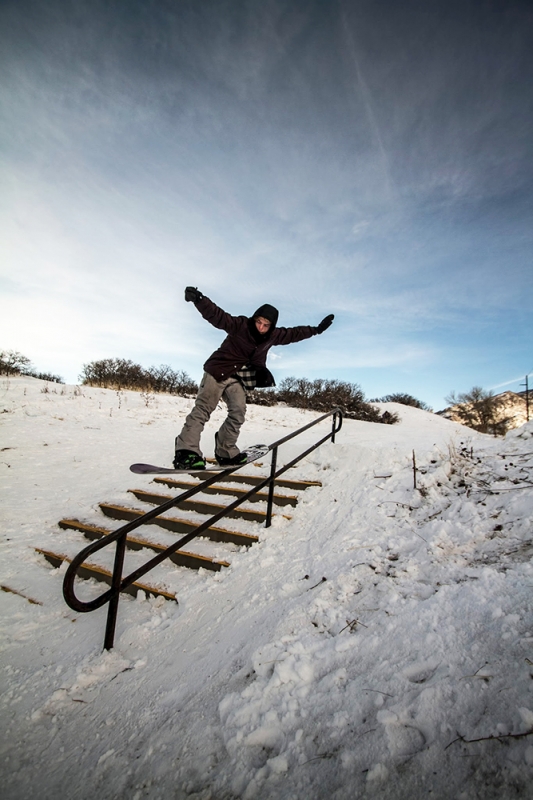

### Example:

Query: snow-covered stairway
xmin=39 ymin=470 xmax=322 ymax=602
xmin=56 ymin=408 xmax=342 ymax=649
xmin=153 ymin=471 xmax=310 ymax=504
xmin=35 ymin=546 xmax=179 ymax=601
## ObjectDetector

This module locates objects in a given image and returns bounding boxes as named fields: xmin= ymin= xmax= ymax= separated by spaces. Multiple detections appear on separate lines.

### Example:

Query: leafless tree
xmin=0 ymin=349 xmax=33 ymax=375
xmin=446 ymin=386 xmax=512 ymax=435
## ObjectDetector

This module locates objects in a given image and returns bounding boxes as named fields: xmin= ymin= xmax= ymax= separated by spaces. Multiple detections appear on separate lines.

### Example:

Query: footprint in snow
xmin=386 ymin=722 xmax=426 ymax=758
xmin=377 ymin=710 xmax=427 ymax=758
xmin=402 ymin=658 xmax=439 ymax=684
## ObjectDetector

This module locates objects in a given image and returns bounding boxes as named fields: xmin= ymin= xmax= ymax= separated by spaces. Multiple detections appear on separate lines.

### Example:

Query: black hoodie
xmin=194 ymin=295 xmax=319 ymax=386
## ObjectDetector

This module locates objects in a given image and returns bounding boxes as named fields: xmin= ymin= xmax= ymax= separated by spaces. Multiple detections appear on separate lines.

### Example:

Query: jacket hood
xmin=252 ymin=304 xmax=279 ymax=328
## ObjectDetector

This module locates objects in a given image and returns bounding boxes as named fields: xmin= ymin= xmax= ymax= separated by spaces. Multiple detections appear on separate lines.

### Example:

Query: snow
xmin=1 ymin=375 xmax=533 ymax=799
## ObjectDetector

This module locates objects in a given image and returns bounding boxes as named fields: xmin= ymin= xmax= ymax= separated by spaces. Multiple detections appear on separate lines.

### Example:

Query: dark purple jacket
xmin=195 ymin=296 xmax=319 ymax=387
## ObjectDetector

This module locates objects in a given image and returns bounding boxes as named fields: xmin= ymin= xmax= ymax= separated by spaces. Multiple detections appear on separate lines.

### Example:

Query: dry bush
xmin=245 ymin=389 xmax=278 ymax=406
xmin=0 ymin=349 xmax=64 ymax=383
xmin=0 ymin=349 xmax=33 ymax=376
xmin=372 ymin=392 xmax=432 ymax=411
xmin=445 ymin=386 xmax=513 ymax=435
xmin=276 ymin=377 xmax=398 ymax=424
xmin=79 ymin=358 xmax=197 ymax=396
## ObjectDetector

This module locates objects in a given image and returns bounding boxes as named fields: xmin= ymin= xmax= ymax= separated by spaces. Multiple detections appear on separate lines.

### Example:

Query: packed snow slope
xmin=1 ymin=377 xmax=533 ymax=800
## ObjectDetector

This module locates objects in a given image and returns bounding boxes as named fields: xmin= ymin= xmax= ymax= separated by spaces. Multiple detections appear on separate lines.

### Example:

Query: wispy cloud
xmin=0 ymin=0 xmax=532 ymax=408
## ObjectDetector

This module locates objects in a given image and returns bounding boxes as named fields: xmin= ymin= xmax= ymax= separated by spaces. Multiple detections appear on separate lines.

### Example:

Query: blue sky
xmin=1 ymin=0 xmax=532 ymax=410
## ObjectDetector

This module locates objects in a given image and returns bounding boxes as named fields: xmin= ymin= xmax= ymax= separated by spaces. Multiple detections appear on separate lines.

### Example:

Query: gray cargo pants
xmin=175 ymin=372 xmax=246 ymax=459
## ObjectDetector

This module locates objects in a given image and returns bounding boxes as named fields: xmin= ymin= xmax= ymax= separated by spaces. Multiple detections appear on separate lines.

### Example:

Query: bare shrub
xmin=0 ymin=350 xmax=33 ymax=376
xmin=145 ymin=365 xmax=198 ymax=395
xmin=79 ymin=358 xmax=198 ymax=396
xmin=30 ymin=371 xmax=64 ymax=384
xmin=79 ymin=358 xmax=144 ymax=390
xmin=372 ymin=393 xmax=432 ymax=411
xmin=245 ymin=389 xmax=278 ymax=406
xmin=276 ymin=377 xmax=398 ymax=424
xmin=0 ymin=350 xmax=64 ymax=383
xmin=445 ymin=386 xmax=512 ymax=435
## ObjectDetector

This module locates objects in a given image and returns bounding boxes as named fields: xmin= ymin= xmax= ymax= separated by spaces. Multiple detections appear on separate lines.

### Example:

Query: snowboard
xmin=130 ymin=444 xmax=269 ymax=475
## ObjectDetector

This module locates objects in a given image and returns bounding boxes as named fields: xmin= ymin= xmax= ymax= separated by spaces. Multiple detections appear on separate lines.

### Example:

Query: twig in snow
xmin=339 ymin=618 xmax=368 ymax=634
xmin=307 ymin=577 xmax=327 ymax=591
xmin=301 ymin=751 xmax=337 ymax=765
xmin=109 ymin=666 xmax=134 ymax=682
xmin=446 ymin=728 xmax=533 ymax=750
xmin=480 ymin=484 xmax=533 ymax=494
xmin=365 ymin=689 xmax=393 ymax=697
xmin=408 ymin=527 xmax=429 ymax=544
xmin=355 ymin=728 xmax=377 ymax=741
xmin=460 ymin=662 xmax=491 ymax=681
xmin=379 ymin=501 xmax=414 ymax=509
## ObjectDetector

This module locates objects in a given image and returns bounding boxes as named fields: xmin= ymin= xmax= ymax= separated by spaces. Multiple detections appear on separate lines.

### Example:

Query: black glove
xmin=184 ymin=286 xmax=203 ymax=303
xmin=317 ymin=314 xmax=334 ymax=334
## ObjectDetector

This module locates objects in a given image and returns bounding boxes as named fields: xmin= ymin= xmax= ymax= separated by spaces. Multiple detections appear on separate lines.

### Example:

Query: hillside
xmin=1 ymin=377 xmax=533 ymax=799
xmin=439 ymin=390 xmax=529 ymax=431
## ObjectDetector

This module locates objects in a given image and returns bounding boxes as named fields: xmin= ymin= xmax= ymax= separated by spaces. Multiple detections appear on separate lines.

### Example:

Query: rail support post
xmin=332 ymin=411 xmax=339 ymax=443
xmin=265 ymin=446 xmax=278 ymax=528
xmin=104 ymin=533 xmax=127 ymax=650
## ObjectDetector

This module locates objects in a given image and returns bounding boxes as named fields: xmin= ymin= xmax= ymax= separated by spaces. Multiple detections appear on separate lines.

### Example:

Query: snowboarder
xmin=173 ymin=287 xmax=335 ymax=470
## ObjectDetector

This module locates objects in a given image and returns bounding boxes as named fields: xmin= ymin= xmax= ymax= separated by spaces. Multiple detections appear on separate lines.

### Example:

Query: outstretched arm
xmin=184 ymin=287 xmax=242 ymax=334
xmin=272 ymin=314 xmax=335 ymax=346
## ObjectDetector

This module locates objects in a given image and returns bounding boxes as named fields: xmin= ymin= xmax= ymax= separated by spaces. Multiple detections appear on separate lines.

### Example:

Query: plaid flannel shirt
xmin=235 ymin=366 xmax=257 ymax=390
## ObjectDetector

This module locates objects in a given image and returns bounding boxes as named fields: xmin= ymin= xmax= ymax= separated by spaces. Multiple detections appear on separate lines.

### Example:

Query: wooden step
xmin=127 ymin=489 xmax=283 ymax=524
xmin=99 ymin=504 xmax=260 ymax=547
xmin=152 ymin=477 xmax=298 ymax=507
xmin=35 ymin=548 xmax=177 ymax=601
xmin=58 ymin=519 xmax=230 ymax=572
xmin=1 ymin=585 xmax=42 ymax=605
xmin=183 ymin=471 xmax=321 ymax=492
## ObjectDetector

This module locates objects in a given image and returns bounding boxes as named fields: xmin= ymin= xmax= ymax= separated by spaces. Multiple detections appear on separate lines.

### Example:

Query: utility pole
xmin=521 ymin=375 xmax=530 ymax=422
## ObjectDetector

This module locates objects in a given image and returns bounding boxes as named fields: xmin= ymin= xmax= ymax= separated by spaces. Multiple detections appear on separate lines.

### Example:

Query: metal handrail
xmin=63 ymin=407 xmax=343 ymax=649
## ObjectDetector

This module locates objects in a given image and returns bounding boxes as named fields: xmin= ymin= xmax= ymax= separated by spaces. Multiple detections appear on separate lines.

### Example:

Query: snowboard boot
xmin=214 ymin=433 xmax=248 ymax=466
xmin=215 ymin=452 xmax=249 ymax=466
xmin=173 ymin=450 xmax=206 ymax=470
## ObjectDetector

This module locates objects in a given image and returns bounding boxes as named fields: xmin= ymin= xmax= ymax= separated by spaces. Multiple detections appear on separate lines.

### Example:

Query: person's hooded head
xmin=249 ymin=303 xmax=279 ymax=340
